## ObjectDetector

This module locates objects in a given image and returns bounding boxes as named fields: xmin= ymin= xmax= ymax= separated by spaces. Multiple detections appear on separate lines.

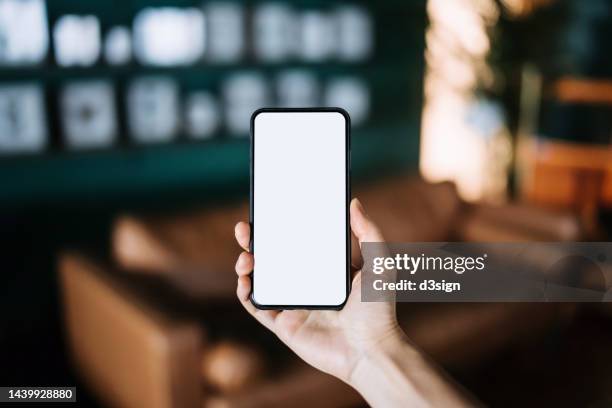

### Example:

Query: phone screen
xmin=251 ymin=109 xmax=350 ymax=308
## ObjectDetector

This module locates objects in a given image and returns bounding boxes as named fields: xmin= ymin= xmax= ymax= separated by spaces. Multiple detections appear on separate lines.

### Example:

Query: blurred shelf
xmin=0 ymin=123 xmax=419 ymax=208
xmin=0 ymin=60 xmax=424 ymax=83
xmin=0 ymin=0 xmax=426 ymax=209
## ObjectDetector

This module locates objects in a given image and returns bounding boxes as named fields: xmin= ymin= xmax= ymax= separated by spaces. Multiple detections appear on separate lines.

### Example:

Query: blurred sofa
xmin=59 ymin=253 xmax=361 ymax=408
xmin=59 ymin=175 xmax=585 ymax=408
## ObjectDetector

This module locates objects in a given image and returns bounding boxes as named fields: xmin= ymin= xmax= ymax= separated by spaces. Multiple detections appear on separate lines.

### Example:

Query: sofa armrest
xmin=112 ymin=203 xmax=247 ymax=300
xmin=58 ymin=252 xmax=204 ymax=408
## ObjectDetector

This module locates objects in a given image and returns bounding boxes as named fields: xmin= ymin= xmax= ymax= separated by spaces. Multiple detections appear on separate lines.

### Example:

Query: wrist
xmin=347 ymin=332 xmax=478 ymax=408
xmin=348 ymin=333 xmax=429 ymax=407
xmin=348 ymin=330 xmax=418 ymax=388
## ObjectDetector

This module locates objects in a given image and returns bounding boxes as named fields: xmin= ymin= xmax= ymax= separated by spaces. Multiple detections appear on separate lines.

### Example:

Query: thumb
xmin=350 ymin=198 xmax=384 ymax=246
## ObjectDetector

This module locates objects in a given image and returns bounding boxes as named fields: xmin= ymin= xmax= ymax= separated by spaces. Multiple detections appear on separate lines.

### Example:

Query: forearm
xmin=349 ymin=334 xmax=479 ymax=408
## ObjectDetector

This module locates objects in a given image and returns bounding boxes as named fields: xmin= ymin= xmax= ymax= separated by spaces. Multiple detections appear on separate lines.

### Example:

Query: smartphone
xmin=250 ymin=108 xmax=350 ymax=309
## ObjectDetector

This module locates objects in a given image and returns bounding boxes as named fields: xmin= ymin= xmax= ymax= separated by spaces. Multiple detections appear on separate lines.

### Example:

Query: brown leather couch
xmin=59 ymin=176 xmax=586 ymax=408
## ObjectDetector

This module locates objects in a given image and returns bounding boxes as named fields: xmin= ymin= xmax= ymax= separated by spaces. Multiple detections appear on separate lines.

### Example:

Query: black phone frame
xmin=249 ymin=107 xmax=351 ymax=310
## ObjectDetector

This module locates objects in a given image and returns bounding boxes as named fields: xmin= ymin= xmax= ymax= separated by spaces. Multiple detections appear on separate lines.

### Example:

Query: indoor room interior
xmin=1 ymin=0 xmax=612 ymax=406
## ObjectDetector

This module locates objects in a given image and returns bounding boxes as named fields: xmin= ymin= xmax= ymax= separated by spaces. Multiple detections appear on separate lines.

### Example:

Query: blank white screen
xmin=253 ymin=111 xmax=348 ymax=307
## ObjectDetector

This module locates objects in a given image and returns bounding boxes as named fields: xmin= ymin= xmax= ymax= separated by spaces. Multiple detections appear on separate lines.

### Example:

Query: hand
xmin=235 ymin=198 xmax=479 ymax=407
xmin=234 ymin=198 xmax=405 ymax=384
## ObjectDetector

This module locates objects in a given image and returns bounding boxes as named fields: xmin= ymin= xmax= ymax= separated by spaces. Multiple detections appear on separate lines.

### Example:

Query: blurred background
xmin=1 ymin=0 xmax=612 ymax=406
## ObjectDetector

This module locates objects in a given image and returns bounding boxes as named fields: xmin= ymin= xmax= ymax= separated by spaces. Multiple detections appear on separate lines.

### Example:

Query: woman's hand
xmin=234 ymin=198 xmax=403 ymax=383
xmin=234 ymin=198 xmax=478 ymax=407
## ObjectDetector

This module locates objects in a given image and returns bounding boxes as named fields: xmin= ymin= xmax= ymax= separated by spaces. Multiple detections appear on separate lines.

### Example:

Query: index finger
xmin=235 ymin=221 xmax=251 ymax=251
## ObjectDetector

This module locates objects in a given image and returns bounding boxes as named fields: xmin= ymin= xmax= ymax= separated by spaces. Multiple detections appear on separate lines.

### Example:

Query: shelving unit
xmin=0 ymin=0 xmax=427 ymax=208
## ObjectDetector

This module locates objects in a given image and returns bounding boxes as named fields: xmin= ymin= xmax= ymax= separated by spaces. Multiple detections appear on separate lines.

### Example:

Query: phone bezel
xmin=249 ymin=107 xmax=351 ymax=310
